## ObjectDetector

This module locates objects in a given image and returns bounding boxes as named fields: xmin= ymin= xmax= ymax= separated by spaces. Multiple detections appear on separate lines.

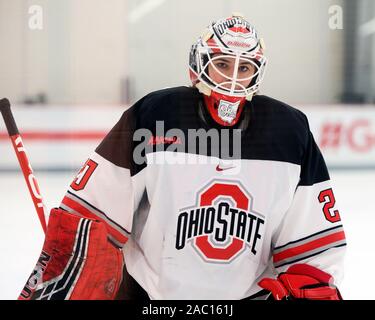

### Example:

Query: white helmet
xmin=189 ymin=14 xmax=267 ymax=102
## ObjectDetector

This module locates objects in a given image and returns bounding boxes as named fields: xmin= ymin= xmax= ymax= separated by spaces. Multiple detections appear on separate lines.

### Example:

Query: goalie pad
xmin=19 ymin=208 xmax=124 ymax=300
xmin=258 ymin=264 xmax=342 ymax=300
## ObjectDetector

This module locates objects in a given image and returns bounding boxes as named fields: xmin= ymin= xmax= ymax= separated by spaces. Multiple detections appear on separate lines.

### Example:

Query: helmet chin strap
xmin=196 ymin=82 xmax=251 ymax=127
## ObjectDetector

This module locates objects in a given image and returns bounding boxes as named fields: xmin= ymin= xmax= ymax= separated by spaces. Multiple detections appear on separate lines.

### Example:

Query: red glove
xmin=258 ymin=264 xmax=342 ymax=300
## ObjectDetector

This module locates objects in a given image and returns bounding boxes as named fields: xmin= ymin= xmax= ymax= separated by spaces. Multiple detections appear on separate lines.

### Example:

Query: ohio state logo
xmin=175 ymin=180 xmax=265 ymax=263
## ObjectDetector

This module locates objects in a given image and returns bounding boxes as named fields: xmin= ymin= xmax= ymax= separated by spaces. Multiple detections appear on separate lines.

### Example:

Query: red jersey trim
xmin=273 ymin=231 xmax=346 ymax=264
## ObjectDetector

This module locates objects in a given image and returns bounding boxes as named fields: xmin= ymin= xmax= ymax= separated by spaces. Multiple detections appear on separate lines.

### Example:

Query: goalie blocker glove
xmin=19 ymin=208 xmax=124 ymax=300
xmin=258 ymin=264 xmax=342 ymax=300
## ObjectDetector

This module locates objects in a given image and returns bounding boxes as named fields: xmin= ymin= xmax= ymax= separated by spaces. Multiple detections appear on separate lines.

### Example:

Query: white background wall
xmin=0 ymin=0 xmax=128 ymax=104
xmin=1 ymin=0 xmax=344 ymax=105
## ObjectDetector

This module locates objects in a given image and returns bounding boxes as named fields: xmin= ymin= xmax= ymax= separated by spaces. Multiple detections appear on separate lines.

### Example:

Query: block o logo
xmin=193 ymin=182 xmax=252 ymax=262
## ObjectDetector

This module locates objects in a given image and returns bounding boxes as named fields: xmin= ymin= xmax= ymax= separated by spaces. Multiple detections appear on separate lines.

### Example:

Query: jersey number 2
xmin=70 ymin=159 xmax=98 ymax=191
xmin=318 ymin=188 xmax=341 ymax=223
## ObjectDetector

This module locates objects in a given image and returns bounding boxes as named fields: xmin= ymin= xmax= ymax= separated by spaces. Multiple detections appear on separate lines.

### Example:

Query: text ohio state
xmin=176 ymin=202 xmax=265 ymax=254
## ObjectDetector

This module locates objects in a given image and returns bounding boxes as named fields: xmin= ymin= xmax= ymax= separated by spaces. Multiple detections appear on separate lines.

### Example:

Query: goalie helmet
xmin=189 ymin=14 xmax=267 ymax=126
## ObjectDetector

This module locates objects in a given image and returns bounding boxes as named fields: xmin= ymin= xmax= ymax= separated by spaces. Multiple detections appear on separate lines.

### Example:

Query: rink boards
xmin=0 ymin=104 xmax=374 ymax=171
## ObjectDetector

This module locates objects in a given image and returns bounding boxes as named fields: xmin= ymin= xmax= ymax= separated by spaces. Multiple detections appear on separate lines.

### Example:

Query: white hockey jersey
xmin=59 ymin=86 xmax=346 ymax=299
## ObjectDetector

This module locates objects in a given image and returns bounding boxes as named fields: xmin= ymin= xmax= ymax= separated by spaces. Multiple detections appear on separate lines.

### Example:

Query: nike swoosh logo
xmin=216 ymin=164 xmax=236 ymax=172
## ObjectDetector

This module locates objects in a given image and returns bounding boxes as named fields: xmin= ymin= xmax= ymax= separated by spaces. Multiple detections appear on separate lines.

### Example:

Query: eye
xmin=214 ymin=62 xmax=228 ymax=70
xmin=239 ymin=65 xmax=251 ymax=73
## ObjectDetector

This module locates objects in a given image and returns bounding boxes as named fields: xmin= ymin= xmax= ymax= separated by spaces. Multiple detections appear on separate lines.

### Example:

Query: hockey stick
xmin=0 ymin=98 xmax=47 ymax=234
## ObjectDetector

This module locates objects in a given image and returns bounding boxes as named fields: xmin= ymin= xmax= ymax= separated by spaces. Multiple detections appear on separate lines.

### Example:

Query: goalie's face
xmin=207 ymin=53 xmax=256 ymax=93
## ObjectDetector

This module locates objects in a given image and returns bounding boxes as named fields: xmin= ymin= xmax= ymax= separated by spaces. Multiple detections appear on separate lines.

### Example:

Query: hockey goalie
xmin=19 ymin=14 xmax=346 ymax=300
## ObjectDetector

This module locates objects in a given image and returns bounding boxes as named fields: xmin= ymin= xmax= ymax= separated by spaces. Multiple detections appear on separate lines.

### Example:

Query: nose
xmin=216 ymin=67 xmax=237 ymax=88
xmin=217 ymin=71 xmax=249 ymax=90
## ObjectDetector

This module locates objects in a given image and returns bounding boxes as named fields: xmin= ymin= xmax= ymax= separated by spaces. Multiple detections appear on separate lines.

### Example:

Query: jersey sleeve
xmin=59 ymin=101 xmax=146 ymax=248
xmin=271 ymin=116 xmax=347 ymax=285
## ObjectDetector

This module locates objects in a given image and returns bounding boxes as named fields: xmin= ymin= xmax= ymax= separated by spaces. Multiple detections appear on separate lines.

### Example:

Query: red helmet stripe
xmin=206 ymin=38 xmax=222 ymax=53
xmin=228 ymin=26 xmax=250 ymax=33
